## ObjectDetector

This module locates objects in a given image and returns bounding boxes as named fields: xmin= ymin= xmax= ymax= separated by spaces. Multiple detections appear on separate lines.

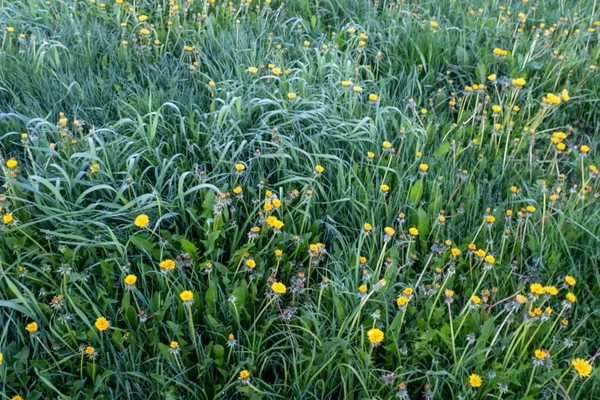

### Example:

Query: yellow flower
xmin=239 ymin=369 xmax=250 ymax=380
xmin=488 ymin=73 xmax=497 ymax=81
xmin=544 ymin=285 xmax=558 ymax=296
xmin=170 ymin=341 xmax=179 ymax=350
xmin=11 ymin=396 xmax=23 ymax=400
xmin=138 ymin=15 xmax=148 ymax=21
xmin=469 ymin=373 xmax=482 ymax=388
xmin=245 ymin=259 xmax=256 ymax=269
xmin=515 ymin=294 xmax=527 ymax=304
xmin=271 ymin=282 xmax=286 ymax=294
xmin=303 ymin=40 xmax=310 ymax=47
xmin=451 ymin=248 xmax=461 ymax=257
xmin=287 ymin=92 xmax=297 ymax=100
xmin=140 ymin=28 xmax=150 ymax=35
xmin=492 ymin=105 xmax=502 ymax=113
xmin=403 ymin=287 xmax=414 ymax=296
xmin=160 ymin=259 xmax=175 ymax=271
xmin=534 ymin=349 xmax=547 ymax=360
xmin=235 ymin=163 xmax=245 ymax=171
xmin=180 ymin=290 xmax=194 ymax=302
xmin=409 ymin=227 xmax=419 ymax=236
xmin=396 ymin=296 xmax=409 ymax=307
xmin=382 ymin=141 xmax=392 ymax=149
xmin=566 ymin=292 xmax=576 ymax=303
xmin=368 ymin=93 xmax=379 ymax=101
xmin=124 ymin=274 xmax=137 ymax=286
xmin=358 ymin=284 xmax=367 ymax=294
xmin=546 ymin=93 xmax=561 ymax=105
xmin=430 ymin=21 xmax=438 ymax=28
xmin=315 ymin=165 xmax=324 ymax=173
xmin=512 ymin=77 xmax=526 ymax=86
xmin=341 ymin=80 xmax=352 ymax=87
xmin=25 ymin=322 xmax=38 ymax=333
xmin=384 ymin=227 xmax=395 ymax=236
xmin=85 ymin=346 xmax=95 ymax=356
xmin=571 ymin=358 xmax=592 ymax=377
xmin=248 ymin=66 xmax=258 ymax=74
xmin=530 ymin=283 xmax=545 ymax=295
xmin=419 ymin=163 xmax=429 ymax=172
xmin=561 ymin=89 xmax=570 ymax=102
xmin=363 ymin=223 xmax=372 ymax=232
xmin=471 ymin=295 xmax=481 ymax=305
xmin=6 ymin=159 xmax=18 ymax=169
xmin=484 ymin=255 xmax=495 ymax=265
xmin=380 ymin=184 xmax=390 ymax=192
xmin=6 ymin=27 xmax=15 ymax=33
xmin=3 ymin=213 xmax=14 ymax=224
xmin=581 ymin=145 xmax=590 ymax=153
xmin=565 ymin=276 xmax=576 ymax=286
xmin=134 ymin=214 xmax=149 ymax=228
xmin=95 ymin=317 xmax=109 ymax=331
xmin=367 ymin=328 xmax=384 ymax=344
xmin=272 ymin=67 xmax=282 ymax=75
xmin=353 ymin=86 xmax=363 ymax=93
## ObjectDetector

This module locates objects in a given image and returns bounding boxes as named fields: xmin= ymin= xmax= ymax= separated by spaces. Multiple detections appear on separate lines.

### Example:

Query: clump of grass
xmin=1 ymin=0 xmax=600 ymax=398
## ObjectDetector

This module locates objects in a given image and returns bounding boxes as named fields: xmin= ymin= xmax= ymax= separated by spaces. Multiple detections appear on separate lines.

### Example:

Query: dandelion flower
xmin=180 ymin=290 xmax=194 ymax=306
xmin=367 ymin=328 xmax=384 ymax=345
xmin=6 ymin=159 xmax=17 ymax=169
xmin=95 ymin=317 xmax=109 ymax=331
xmin=134 ymin=214 xmax=149 ymax=228
xmin=565 ymin=276 xmax=576 ymax=286
xmin=3 ymin=213 xmax=14 ymax=224
xmin=25 ymin=322 xmax=38 ymax=333
xmin=238 ymin=369 xmax=251 ymax=384
xmin=271 ymin=282 xmax=286 ymax=294
xmin=572 ymin=358 xmax=592 ymax=377
xmin=469 ymin=373 xmax=482 ymax=388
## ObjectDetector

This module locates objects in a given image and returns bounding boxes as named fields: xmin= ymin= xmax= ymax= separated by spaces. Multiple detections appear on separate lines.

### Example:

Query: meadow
xmin=1 ymin=0 xmax=600 ymax=398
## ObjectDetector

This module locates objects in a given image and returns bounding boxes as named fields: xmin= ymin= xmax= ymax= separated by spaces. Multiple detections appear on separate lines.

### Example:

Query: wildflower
xmin=287 ymin=92 xmax=297 ymax=100
xmin=367 ymin=328 xmax=384 ymax=345
xmin=25 ymin=322 xmax=38 ymax=333
xmin=353 ymin=86 xmax=363 ymax=93
xmin=471 ymin=295 xmax=481 ymax=306
xmin=85 ymin=346 xmax=98 ymax=360
xmin=169 ymin=341 xmax=180 ymax=355
xmin=369 ymin=94 xmax=379 ymax=102
xmin=396 ymin=296 xmax=409 ymax=308
xmin=90 ymin=163 xmax=100 ymax=174
xmin=565 ymin=276 xmax=576 ymax=286
xmin=380 ymin=184 xmax=390 ymax=194
xmin=315 ymin=165 xmax=324 ymax=174
xmin=561 ymin=89 xmax=570 ymax=102
xmin=358 ymin=284 xmax=368 ymax=299
xmin=11 ymin=396 xmax=23 ymax=400
xmin=134 ymin=214 xmax=149 ymax=228
xmin=159 ymin=259 xmax=175 ymax=273
xmin=534 ymin=349 xmax=547 ymax=361
xmin=238 ymin=369 xmax=251 ymax=384
xmin=248 ymin=66 xmax=258 ymax=74
xmin=403 ymin=287 xmax=414 ymax=297
xmin=419 ymin=163 xmax=429 ymax=172
xmin=515 ymin=294 xmax=527 ymax=304
xmin=544 ymin=286 xmax=558 ymax=296
xmin=571 ymin=358 xmax=592 ymax=377
xmin=469 ymin=373 xmax=482 ymax=388
xmin=530 ymin=283 xmax=545 ymax=295
xmin=272 ymin=67 xmax=282 ymax=75
xmin=95 ymin=317 xmax=109 ymax=331
xmin=227 ymin=333 xmax=237 ymax=347
xmin=580 ymin=145 xmax=590 ymax=154
xmin=235 ymin=163 xmax=246 ymax=174
xmin=6 ymin=159 xmax=18 ymax=169
xmin=408 ymin=227 xmax=419 ymax=237
xmin=124 ymin=274 xmax=137 ymax=288
xmin=180 ymin=290 xmax=194 ymax=306
xmin=512 ymin=78 xmax=526 ymax=86
xmin=384 ymin=227 xmax=395 ymax=241
xmin=0 ymin=352 xmax=2 ymax=365
xmin=488 ymin=74 xmax=497 ymax=81
xmin=566 ymin=292 xmax=576 ymax=303
xmin=451 ymin=248 xmax=461 ymax=257
xmin=341 ymin=80 xmax=352 ymax=87
xmin=271 ymin=282 xmax=286 ymax=294
xmin=3 ymin=213 xmax=14 ymax=224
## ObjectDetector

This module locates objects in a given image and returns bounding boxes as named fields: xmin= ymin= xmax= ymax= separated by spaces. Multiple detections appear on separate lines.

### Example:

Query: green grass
xmin=1 ymin=0 xmax=600 ymax=398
